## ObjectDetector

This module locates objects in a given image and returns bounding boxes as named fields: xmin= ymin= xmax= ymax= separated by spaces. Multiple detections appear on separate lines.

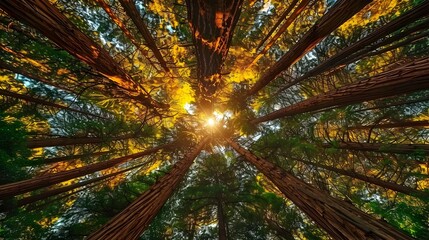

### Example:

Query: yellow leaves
xmin=338 ymin=0 xmax=400 ymax=36
xmin=38 ymin=216 xmax=59 ymax=228
xmin=145 ymin=160 xmax=162 ymax=174
xmin=417 ymin=178 xmax=429 ymax=191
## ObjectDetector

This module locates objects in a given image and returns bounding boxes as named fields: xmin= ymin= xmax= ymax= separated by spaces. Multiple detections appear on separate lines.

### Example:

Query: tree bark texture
xmin=247 ymin=0 xmax=372 ymax=96
xmin=0 ymin=0 xmax=164 ymax=108
xmin=228 ymin=139 xmax=412 ymax=240
xmin=295 ymin=158 xmax=429 ymax=199
xmin=118 ymin=0 xmax=169 ymax=72
xmin=0 ymin=143 xmax=169 ymax=199
xmin=87 ymin=138 xmax=208 ymax=240
xmin=286 ymin=1 xmax=429 ymax=89
xmin=185 ymin=0 xmax=244 ymax=111
xmin=217 ymin=199 xmax=228 ymax=240
xmin=252 ymin=57 xmax=429 ymax=124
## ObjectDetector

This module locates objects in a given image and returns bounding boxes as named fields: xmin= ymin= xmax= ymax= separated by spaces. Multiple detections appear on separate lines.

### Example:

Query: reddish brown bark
xmin=0 ymin=0 xmax=165 ymax=109
xmin=27 ymin=134 xmax=133 ymax=149
xmin=217 ymin=199 xmax=228 ymax=240
xmin=322 ymin=142 xmax=429 ymax=155
xmin=249 ymin=0 xmax=310 ymax=68
xmin=247 ymin=0 xmax=372 ymax=96
xmin=87 ymin=138 xmax=208 ymax=240
xmin=0 ymin=143 xmax=169 ymax=199
xmin=295 ymin=158 xmax=429 ymax=199
xmin=185 ymin=0 xmax=244 ymax=111
xmin=282 ymin=1 xmax=429 ymax=90
xmin=252 ymin=57 xmax=429 ymax=124
xmin=15 ymin=161 xmax=149 ymax=208
xmin=228 ymin=139 xmax=412 ymax=240
xmin=118 ymin=0 xmax=169 ymax=72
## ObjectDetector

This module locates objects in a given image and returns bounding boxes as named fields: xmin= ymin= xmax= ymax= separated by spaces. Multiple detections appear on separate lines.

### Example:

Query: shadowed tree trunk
xmin=185 ymin=0 xmax=244 ymax=112
xmin=0 ymin=0 xmax=165 ymax=109
xmin=294 ymin=158 xmax=429 ymax=199
xmin=282 ymin=1 xmax=429 ymax=90
xmin=322 ymin=142 xmax=429 ymax=155
xmin=252 ymin=57 xmax=429 ymax=124
xmin=0 ymin=143 xmax=170 ymax=199
xmin=0 ymin=88 xmax=102 ymax=118
xmin=217 ymin=198 xmax=228 ymax=240
xmin=227 ymin=139 xmax=412 ymax=240
xmin=118 ymin=0 xmax=169 ymax=72
xmin=249 ymin=0 xmax=310 ymax=68
xmin=27 ymin=134 xmax=134 ymax=148
xmin=13 ymin=160 xmax=151 ymax=209
xmin=87 ymin=138 xmax=208 ymax=240
xmin=247 ymin=0 xmax=372 ymax=96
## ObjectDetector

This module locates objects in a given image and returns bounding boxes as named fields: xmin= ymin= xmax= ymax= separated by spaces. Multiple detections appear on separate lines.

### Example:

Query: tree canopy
xmin=0 ymin=0 xmax=428 ymax=239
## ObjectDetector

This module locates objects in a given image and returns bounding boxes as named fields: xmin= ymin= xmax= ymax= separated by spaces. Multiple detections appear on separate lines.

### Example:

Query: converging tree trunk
xmin=0 ymin=0 xmax=165 ymax=109
xmin=186 ymin=0 xmax=244 ymax=111
xmin=0 ymin=143 xmax=169 ymax=199
xmin=347 ymin=120 xmax=429 ymax=130
xmin=294 ymin=158 xmax=429 ymax=199
xmin=217 ymin=198 xmax=228 ymax=240
xmin=87 ymin=138 xmax=208 ymax=240
xmin=282 ymin=1 xmax=429 ymax=90
xmin=252 ymin=57 xmax=429 ymax=124
xmin=118 ymin=0 xmax=169 ymax=72
xmin=247 ymin=0 xmax=372 ymax=96
xmin=228 ymin=139 xmax=412 ymax=240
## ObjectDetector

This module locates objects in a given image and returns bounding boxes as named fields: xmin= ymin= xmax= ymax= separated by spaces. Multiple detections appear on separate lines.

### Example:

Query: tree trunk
xmin=249 ymin=0 xmax=310 ymax=68
xmin=87 ymin=138 xmax=207 ymax=240
xmin=0 ymin=143 xmax=169 ymax=199
xmin=185 ymin=0 xmax=244 ymax=111
xmin=322 ymin=142 xmax=429 ymax=155
xmin=14 ymin=160 xmax=149 ymax=209
xmin=252 ymin=57 xmax=429 ymax=124
xmin=217 ymin=199 xmax=228 ymax=240
xmin=247 ymin=0 xmax=372 ymax=96
xmin=228 ymin=139 xmax=412 ymax=240
xmin=0 ymin=88 xmax=102 ymax=118
xmin=287 ymin=1 xmax=429 ymax=88
xmin=27 ymin=134 xmax=134 ymax=149
xmin=0 ymin=0 xmax=165 ymax=109
xmin=118 ymin=0 xmax=169 ymax=72
xmin=295 ymin=158 xmax=429 ymax=199
xmin=347 ymin=120 xmax=429 ymax=130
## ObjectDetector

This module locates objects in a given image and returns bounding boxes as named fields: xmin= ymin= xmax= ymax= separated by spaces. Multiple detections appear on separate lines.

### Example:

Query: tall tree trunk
xmin=295 ymin=158 xmax=428 ymax=199
xmin=247 ymin=0 xmax=372 ymax=96
xmin=14 ymin=160 xmax=150 ymax=209
xmin=285 ymin=1 xmax=429 ymax=88
xmin=43 ymin=150 xmax=114 ymax=164
xmin=249 ymin=0 xmax=310 ymax=68
xmin=228 ymin=139 xmax=412 ymax=240
xmin=355 ymin=95 xmax=429 ymax=113
xmin=93 ymin=0 xmax=160 ymax=71
xmin=322 ymin=142 xmax=429 ymax=155
xmin=185 ymin=0 xmax=244 ymax=111
xmin=217 ymin=199 xmax=228 ymax=240
xmin=252 ymin=57 xmax=429 ymax=124
xmin=0 ymin=88 xmax=102 ymax=118
xmin=87 ymin=138 xmax=208 ymax=240
xmin=347 ymin=120 xmax=429 ymax=130
xmin=0 ymin=0 xmax=165 ymax=109
xmin=27 ymin=134 xmax=134 ymax=148
xmin=0 ymin=143 xmax=169 ymax=199
xmin=118 ymin=0 xmax=169 ymax=72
